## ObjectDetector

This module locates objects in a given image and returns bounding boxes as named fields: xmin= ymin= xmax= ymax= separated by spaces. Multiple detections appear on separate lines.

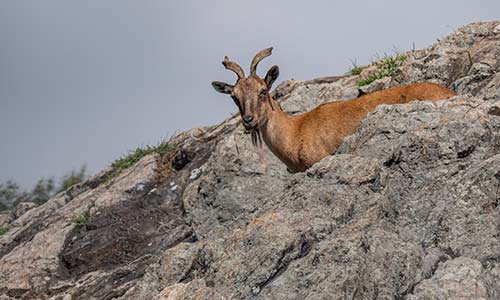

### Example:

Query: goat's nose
xmin=243 ymin=116 xmax=254 ymax=124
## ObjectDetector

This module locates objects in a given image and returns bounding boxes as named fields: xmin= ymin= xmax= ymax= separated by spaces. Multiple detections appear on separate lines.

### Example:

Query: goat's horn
xmin=222 ymin=56 xmax=245 ymax=79
xmin=250 ymin=47 xmax=273 ymax=76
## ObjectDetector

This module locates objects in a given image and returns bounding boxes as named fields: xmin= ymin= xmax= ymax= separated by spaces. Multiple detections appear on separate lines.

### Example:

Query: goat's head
xmin=212 ymin=47 xmax=280 ymax=131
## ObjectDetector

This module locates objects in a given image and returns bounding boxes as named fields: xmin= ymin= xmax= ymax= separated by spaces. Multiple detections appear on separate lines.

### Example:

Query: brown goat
xmin=212 ymin=48 xmax=456 ymax=172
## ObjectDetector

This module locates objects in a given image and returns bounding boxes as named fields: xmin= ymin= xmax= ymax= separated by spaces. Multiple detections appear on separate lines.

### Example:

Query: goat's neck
xmin=260 ymin=101 xmax=300 ymax=167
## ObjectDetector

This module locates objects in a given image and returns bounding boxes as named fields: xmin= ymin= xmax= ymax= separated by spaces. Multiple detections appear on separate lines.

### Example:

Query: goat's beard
xmin=250 ymin=128 xmax=261 ymax=148
xmin=250 ymin=128 xmax=265 ymax=165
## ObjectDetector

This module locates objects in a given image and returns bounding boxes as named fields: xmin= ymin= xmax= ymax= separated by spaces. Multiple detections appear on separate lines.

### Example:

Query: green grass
xmin=350 ymin=64 xmax=368 ymax=75
xmin=105 ymin=141 xmax=176 ymax=182
xmin=348 ymin=59 xmax=368 ymax=75
xmin=358 ymin=54 xmax=407 ymax=87
xmin=70 ymin=215 xmax=91 ymax=226
xmin=0 ymin=227 xmax=9 ymax=236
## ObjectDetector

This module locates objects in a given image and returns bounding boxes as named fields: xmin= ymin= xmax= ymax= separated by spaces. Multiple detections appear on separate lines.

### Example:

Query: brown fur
xmin=212 ymin=48 xmax=457 ymax=172
xmin=261 ymin=82 xmax=456 ymax=172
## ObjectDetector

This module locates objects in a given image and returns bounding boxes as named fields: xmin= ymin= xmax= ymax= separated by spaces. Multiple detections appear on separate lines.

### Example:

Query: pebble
xmin=190 ymin=168 xmax=202 ymax=180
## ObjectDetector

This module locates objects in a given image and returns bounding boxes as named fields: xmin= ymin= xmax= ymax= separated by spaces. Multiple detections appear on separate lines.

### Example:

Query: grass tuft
xmin=350 ymin=65 xmax=367 ymax=75
xmin=358 ymin=54 xmax=407 ymax=87
xmin=348 ymin=59 xmax=368 ymax=75
xmin=70 ymin=215 xmax=91 ymax=226
xmin=105 ymin=141 xmax=176 ymax=182
xmin=0 ymin=227 xmax=9 ymax=235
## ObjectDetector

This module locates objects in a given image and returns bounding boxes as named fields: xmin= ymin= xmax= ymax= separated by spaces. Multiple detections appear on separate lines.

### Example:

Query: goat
xmin=212 ymin=48 xmax=456 ymax=172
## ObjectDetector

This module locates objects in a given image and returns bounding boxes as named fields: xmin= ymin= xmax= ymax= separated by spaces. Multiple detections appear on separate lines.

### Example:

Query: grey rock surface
xmin=0 ymin=213 xmax=11 ymax=228
xmin=1 ymin=21 xmax=499 ymax=300
xmin=10 ymin=202 xmax=37 ymax=220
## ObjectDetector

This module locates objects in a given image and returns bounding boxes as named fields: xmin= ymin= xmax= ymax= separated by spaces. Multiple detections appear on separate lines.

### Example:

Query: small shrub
xmin=58 ymin=165 xmax=88 ymax=193
xmin=358 ymin=54 xmax=407 ymax=87
xmin=70 ymin=215 xmax=91 ymax=226
xmin=0 ymin=181 xmax=22 ymax=208
xmin=30 ymin=178 xmax=56 ymax=205
xmin=1 ymin=164 xmax=88 ymax=208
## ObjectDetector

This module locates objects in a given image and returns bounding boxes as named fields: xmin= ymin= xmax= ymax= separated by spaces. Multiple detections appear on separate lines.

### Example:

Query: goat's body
xmin=212 ymin=49 xmax=457 ymax=173
xmin=261 ymin=82 xmax=456 ymax=172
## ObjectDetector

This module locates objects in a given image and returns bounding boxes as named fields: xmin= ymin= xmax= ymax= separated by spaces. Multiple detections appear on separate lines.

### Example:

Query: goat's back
xmin=355 ymin=82 xmax=456 ymax=108
xmin=295 ymin=82 xmax=456 ymax=170
xmin=313 ymin=82 xmax=456 ymax=120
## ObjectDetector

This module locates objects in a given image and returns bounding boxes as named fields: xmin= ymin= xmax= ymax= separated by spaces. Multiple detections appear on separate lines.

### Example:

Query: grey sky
xmin=1 ymin=1 xmax=498 ymax=188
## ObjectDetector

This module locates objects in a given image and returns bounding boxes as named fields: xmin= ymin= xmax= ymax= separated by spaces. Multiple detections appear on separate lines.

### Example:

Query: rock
xmin=358 ymin=76 xmax=391 ymax=94
xmin=408 ymin=257 xmax=490 ymax=300
xmin=158 ymin=242 xmax=202 ymax=286
xmin=157 ymin=279 xmax=225 ymax=300
xmin=489 ymin=101 xmax=500 ymax=116
xmin=0 ymin=213 xmax=11 ymax=228
xmin=189 ymin=168 xmax=202 ymax=180
xmin=10 ymin=202 xmax=37 ymax=220
xmin=1 ymin=21 xmax=500 ymax=300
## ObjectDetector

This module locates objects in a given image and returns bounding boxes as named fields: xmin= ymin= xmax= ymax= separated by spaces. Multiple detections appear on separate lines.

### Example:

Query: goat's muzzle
xmin=242 ymin=116 xmax=257 ymax=130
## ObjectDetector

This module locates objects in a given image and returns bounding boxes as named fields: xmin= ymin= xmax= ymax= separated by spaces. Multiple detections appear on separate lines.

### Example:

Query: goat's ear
xmin=265 ymin=65 xmax=279 ymax=88
xmin=211 ymin=81 xmax=233 ymax=94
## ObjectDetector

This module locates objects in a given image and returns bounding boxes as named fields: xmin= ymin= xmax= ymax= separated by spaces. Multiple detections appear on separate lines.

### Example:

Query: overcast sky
xmin=1 ymin=1 xmax=498 ymax=188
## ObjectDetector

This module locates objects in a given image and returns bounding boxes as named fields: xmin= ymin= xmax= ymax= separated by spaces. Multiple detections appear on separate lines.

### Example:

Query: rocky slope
xmin=1 ymin=21 xmax=499 ymax=300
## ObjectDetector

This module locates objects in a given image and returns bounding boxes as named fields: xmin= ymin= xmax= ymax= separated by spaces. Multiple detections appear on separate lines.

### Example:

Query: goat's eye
xmin=259 ymin=89 xmax=268 ymax=96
